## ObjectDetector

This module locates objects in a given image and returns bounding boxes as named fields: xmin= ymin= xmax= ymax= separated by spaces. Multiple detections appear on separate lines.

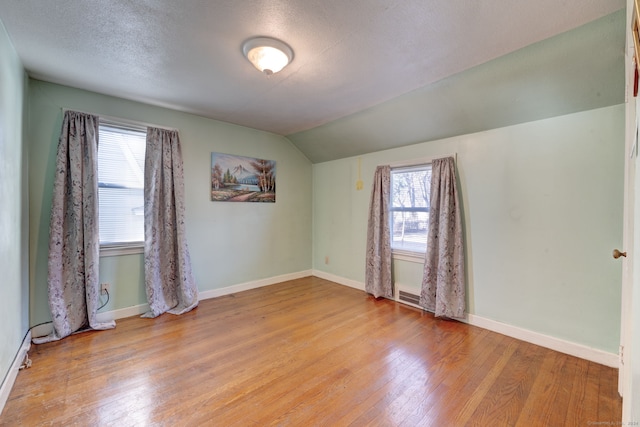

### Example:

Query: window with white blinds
xmin=98 ymin=122 xmax=146 ymax=249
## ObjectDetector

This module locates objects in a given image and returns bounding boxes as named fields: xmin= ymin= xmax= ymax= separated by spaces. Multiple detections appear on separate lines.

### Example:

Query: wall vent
xmin=396 ymin=286 xmax=423 ymax=310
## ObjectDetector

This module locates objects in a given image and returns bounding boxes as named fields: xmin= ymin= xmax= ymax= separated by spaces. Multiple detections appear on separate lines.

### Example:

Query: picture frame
xmin=633 ymin=0 xmax=640 ymax=96
xmin=211 ymin=152 xmax=276 ymax=202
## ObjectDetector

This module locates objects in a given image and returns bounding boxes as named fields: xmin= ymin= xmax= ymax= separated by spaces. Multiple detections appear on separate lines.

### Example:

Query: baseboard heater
xmin=396 ymin=286 xmax=423 ymax=310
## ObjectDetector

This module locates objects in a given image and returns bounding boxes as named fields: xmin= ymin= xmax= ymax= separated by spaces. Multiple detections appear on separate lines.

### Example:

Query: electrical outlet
xmin=100 ymin=283 xmax=110 ymax=294
xmin=325 ymin=256 xmax=329 ymax=265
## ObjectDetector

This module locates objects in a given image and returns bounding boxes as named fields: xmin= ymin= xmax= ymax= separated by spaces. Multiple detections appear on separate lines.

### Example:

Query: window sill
xmin=100 ymin=244 xmax=144 ymax=257
xmin=392 ymin=250 xmax=425 ymax=263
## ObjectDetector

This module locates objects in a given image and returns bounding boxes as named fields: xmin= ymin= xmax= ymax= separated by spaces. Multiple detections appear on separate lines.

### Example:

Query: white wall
xmin=628 ymin=93 xmax=640 ymax=420
xmin=0 ymin=19 xmax=28 ymax=398
xmin=313 ymin=104 xmax=624 ymax=353
xmin=28 ymin=80 xmax=313 ymax=325
xmin=624 ymin=0 xmax=640 ymax=419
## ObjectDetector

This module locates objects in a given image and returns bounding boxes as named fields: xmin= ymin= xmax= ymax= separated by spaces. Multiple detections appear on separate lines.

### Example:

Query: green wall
xmin=28 ymin=80 xmax=312 ymax=325
xmin=17 ymin=38 xmax=626 ymax=365
xmin=313 ymin=104 xmax=624 ymax=353
xmin=0 ymin=20 xmax=28 ymax=388
xmin=289 ymin=10 xmax=624 ymax=163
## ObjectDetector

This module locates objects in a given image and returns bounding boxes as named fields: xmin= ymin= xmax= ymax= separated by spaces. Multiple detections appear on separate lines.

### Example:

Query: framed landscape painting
xmin=211 ymin=152 xmax=276 ymax=202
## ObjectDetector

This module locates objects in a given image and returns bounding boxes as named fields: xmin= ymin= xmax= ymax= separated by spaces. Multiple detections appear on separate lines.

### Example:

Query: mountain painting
xmin=211 ymin=152 xmax=276 ymax=202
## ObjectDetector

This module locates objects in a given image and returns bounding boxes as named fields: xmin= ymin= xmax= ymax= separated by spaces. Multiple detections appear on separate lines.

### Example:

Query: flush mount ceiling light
xmin=242 ymin=37 xmax=294 ymax=75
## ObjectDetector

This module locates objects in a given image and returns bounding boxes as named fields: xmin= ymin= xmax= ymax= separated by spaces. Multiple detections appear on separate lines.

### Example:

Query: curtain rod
xmin=61 ymin=108 xmax=179 ymax=132
xmin=385 ymin=153 xmax=457 ymax=168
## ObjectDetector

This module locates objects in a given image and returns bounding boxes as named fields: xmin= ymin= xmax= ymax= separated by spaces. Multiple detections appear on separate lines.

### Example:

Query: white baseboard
xmin=198 ymin=269 xmax=313 ymax=301
xmin=312 ymin=270 xmax=365 ymax=291
xmin=34 ymin=270 xmax=314 ymax=331
xmin=317 ymin=271 xmax=618 ymax=368
xmin=92 ymin=269 xmax=315 ymax=323
xmin=463 ymin=314 xmax=619 ymax=368
xmin=96 ymin=303 xmax=150 ymax=323
xmin=31 ymin=323 xmax=52 ymax=339
xmin=29 ymin=269 xmax=618 ymax=368
xmin=0 ymin=331 xmax=31 ymax=416
xmin=30 ymin=303 xmax=151 ymax=338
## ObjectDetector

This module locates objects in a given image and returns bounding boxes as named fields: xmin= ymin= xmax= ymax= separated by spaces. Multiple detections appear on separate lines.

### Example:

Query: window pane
xmin=390 ymin=165 xmax=431 ymax=253
xmin=98 ymin=124 xmax=146 ymax=245
xmin=391 ymin=211 xmax=429 ymax=252
xmin=98 ymin=187 xmax=145 ymax=244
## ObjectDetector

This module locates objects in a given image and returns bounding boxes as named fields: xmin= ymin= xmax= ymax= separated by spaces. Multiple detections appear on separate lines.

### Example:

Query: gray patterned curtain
xmin=365 ymin=165 xmax=393 ymax=298
xmin=34 ymin=111 xmax=115 ymax=344
xmin=142 ymin=127 xmax=198 ymax=318
xmin=420 ymin=157 xmax=465 ymax=318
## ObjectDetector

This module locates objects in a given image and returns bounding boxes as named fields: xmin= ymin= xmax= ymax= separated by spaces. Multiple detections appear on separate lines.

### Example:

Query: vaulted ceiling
xmin=0 ymin=1 xmax=626 ymax=162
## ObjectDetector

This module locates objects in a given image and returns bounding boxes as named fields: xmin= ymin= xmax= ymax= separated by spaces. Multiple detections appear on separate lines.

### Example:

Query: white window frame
xmin=390 ymin=164 xmax=431 ymax=263
xmin=388 ymin=154 xmax=456 ymax=263
xmin=98 ymin=119 xmax=147 ymax=257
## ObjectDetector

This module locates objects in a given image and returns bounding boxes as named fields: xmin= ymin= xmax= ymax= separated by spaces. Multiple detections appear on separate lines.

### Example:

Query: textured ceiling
xmin=0 ymin=0 xmax=626 ymax=162
xmin=289 ymin=10 xmax=626 ymax=162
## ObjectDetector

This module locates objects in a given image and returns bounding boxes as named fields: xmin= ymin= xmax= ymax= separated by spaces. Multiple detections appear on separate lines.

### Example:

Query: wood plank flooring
xmin=0 ymin=277 xmax=622 ymax=426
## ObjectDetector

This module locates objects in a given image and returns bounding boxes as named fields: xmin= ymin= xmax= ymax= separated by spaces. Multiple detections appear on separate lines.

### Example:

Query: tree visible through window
xmin=97 ymin=123 xmax=146 ymax=247
xmin=390 ymin=164 xmax=431 ymax=254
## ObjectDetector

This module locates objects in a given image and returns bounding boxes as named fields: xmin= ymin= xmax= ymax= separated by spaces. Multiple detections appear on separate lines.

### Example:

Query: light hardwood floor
xmin=1 ymin=277 xmax=621 ymax=426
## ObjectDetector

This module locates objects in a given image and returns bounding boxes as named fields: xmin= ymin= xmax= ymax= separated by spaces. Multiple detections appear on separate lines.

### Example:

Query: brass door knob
xmin=613 ymin=249 xmax=627 ymax=259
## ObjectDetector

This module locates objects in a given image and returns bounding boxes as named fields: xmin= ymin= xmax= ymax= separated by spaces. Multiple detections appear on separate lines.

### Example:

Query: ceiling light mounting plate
xmin=242 ymin=36 xmax=294 ymax=75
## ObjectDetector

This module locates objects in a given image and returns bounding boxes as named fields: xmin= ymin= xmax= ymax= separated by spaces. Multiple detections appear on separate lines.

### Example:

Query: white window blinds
xmin=98 ymin=123 xmax=146 ymax=246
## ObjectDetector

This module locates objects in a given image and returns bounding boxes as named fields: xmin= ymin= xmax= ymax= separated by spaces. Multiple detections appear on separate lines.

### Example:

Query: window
xmin=390 ymin=164 xmax=432 ymax=256
xmin=98 ymin=122 xmax=146 ymax=253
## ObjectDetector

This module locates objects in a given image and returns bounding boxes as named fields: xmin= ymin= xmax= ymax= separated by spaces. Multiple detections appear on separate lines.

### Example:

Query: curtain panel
xmin=34 ymin=111 xmax=115 ymax=344
xmin=143 ymin=127 xmax=198 ymax=318
xmin=365 ymin=165 xmax=393 ymax=299
xmin=420 ymin=157 xmax=465 ymax=318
